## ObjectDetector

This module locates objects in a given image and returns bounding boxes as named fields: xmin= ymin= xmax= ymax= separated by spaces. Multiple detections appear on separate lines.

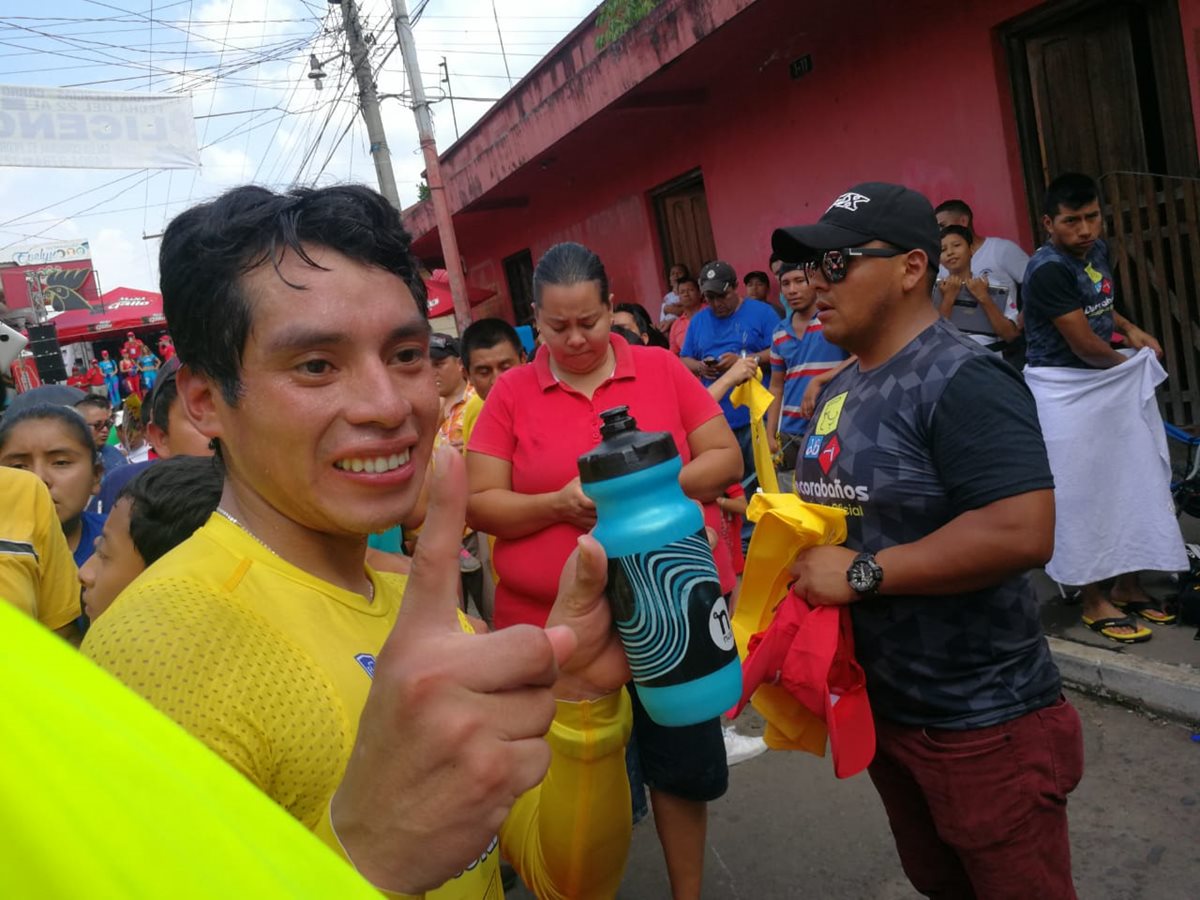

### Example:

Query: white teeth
xmin=336 ymin=450 xmax=410 ymax=473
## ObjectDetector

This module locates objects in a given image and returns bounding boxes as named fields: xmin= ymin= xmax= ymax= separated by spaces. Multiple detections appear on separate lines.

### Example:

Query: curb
xmin=1048 ymin=636 xmax=1200 ymax=724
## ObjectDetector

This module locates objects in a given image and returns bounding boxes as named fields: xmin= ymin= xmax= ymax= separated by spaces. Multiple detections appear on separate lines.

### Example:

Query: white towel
xmin=1025 ymin=348 xmax=1187 ymax=585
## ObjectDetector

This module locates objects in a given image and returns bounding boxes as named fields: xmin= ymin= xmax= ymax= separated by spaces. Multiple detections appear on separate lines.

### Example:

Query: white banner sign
xmin=0 ymin=85 xmax=199 ymax=170
xmin=11 ymin=239 xmax=91 ymax=266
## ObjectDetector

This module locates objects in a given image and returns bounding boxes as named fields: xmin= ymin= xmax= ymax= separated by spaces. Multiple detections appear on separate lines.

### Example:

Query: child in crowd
xmin=78 ymin=455 xmax=223 ymax=621
xmin=0 ymin=405 xmax=104 ymax=571
xmin=935 ymin=224 xmax=1020 ymax=350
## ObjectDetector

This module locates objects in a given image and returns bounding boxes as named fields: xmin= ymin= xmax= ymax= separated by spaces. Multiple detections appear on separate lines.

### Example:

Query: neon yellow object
xmin=730 ymin=377 xmax=781 ymax=493
xmin=732 ymin=493 xmax=847 ymax=753
xmin=0 ymin=599 xmax=380 ymax=898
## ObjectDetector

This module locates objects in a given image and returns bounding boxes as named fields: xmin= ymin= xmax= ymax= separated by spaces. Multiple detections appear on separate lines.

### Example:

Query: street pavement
xmin=617 ymin=693 xmax=1200 ymax=899
xmin=513 ymin=690 xmax=1200 ymax=898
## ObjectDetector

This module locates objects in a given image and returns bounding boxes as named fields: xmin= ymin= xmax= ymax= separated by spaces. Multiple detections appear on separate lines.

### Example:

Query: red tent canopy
xmin=50 ymin=286 xmax=166 ymax=344
xmin=424 ymin=270 xmax=495 ymax=319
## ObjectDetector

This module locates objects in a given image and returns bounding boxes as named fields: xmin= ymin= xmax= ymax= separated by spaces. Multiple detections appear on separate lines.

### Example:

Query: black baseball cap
xmin=429 ymin=333 xmax=460 ymax=360
xmin=771 ymin=182 xmax=940 ymax=268
xmin=698 ymin=260 xmax=737 ymax=296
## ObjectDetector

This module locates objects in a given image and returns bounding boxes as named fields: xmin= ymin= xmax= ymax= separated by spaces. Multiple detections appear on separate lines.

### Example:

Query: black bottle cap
xmin=577 ymin=406 xmax=679 ymax=483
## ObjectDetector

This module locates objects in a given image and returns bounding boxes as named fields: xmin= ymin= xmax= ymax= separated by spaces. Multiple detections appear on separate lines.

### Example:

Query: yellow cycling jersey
xmin=84 ymin=513 xmax=631 ymax=899
xmin=0 ymin=467 xmax=80 ymax=631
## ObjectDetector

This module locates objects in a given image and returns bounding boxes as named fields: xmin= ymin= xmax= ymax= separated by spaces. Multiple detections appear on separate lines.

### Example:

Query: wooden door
xmin=503 ymin=249 xmax=535 ymax=325
xmin=653 ymin=171 xmax=717 ymax=281
xmin=1024 ymin=8 xmax=1148 ymax=181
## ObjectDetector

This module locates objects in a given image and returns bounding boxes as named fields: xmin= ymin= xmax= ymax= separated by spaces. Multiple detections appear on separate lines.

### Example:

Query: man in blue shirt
xmin=680 ymin=260 xmax=779 ymax=544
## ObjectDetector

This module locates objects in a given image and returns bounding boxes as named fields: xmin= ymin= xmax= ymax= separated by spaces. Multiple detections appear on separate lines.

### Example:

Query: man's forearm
xmin=874 ymin=491 xmax=1054 ymax=596
xmin=680 ymin=356 xmax=704 ymax=376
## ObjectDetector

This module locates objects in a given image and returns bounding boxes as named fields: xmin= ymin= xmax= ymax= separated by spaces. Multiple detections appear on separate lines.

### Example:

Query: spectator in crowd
xmin=458 ymin=318 xmax=526 ymax=448
xmin=158 ymin=332 xmax=175 ymax=361
xmin=935 ymin=224 xmax=1020 ymax=350
xmin=658 ymin=262 xmax=690 ymax=328
xmin=1023 ymin=172 xmax=1183 ymax=641
xmin=74 ymin=394 xmax=129 ymax=474
xmin=83 ymin=359 xmax=108 ymax=398
xmin=0 ymin=467 xmax=82 ymax=642
xmin=744 ymin=269 xmax=784 ymax=317
xmin=138 ymin=346 xmax=160 ymax=393
xmin=467 ymin=241 xmax=743 ymax=900
xmin=776 ymin=181 xmax=1081 ymax=899
xmin=66 ymin=364 xmax=86 ymax=390
xmin=764 ymin=261 xmax=848 ymax=487
xmin=0 ymin=405 xmax=104 ymax=572
xmin=680 ymin=260 xmax=779 ymax=547
xmin=78 ymin=455 xmax=223 ymax=621
xmin=83 ymin=184 xmax=633 ymax=898
xmin=614 ymin=302 xmax=671 ymax=349
xmin=934 ymin=198 xmax=1030 ymax=298
xmin=430 ymin=334 xmax=473 ymax=453
xmin=117 ymin=396 xmax=151 ymax=463
xmin=668 ymin=276 xmax=703 ymax=355
xmin=98 ymin=350 xmax=119 ymax=406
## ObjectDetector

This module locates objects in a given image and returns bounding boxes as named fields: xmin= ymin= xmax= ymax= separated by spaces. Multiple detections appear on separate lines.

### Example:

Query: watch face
xmin=848 ymin=559 xmax=880 ymax=593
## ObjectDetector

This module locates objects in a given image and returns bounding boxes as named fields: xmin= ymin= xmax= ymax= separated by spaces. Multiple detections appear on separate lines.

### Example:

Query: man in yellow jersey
xmin=83 ymin=185 xmax=633 ymax=898
xmin=0 ymin=466 xmax=82 ymax=642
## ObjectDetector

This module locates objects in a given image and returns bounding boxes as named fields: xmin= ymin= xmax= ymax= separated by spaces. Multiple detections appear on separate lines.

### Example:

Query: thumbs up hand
xmin=330 ymin=447 xmax=571 ymax=893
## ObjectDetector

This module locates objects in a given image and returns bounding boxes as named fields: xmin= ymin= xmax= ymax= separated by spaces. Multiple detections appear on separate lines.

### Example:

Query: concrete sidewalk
xmin=1036 ymin=567 xmax=1200 ymax=725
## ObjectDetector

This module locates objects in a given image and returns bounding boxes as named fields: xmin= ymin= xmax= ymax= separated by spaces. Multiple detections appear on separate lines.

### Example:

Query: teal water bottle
xmin=578 ymin=406 xmax=742 ymax=727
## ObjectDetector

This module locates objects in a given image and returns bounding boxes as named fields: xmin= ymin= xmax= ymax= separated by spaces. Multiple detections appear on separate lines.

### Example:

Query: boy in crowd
xmin=934 ymin=198 xmax=1030 ymax=299
xmin=764 ymin=261 xmax=848 ymax=488
xmin=744 ymin=269 xmax=784 ymax=317
xmin=78 ymin=455 xmax=223 ymax=621
xmin=74 ymin=394 xmax=129 ymax=474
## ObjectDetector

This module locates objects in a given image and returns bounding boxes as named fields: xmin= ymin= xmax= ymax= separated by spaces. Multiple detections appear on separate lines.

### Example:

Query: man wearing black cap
xmin=429 ymin=333 xmax=472 ymax=453
xmin=680 ymin=260 xmax=779 ymax=547
xmin=774 ymin=182 xmax=1082 ymax=898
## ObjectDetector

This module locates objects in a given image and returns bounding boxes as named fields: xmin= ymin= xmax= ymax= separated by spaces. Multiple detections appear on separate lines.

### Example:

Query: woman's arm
xmin=678 ymin=416 xmax=743 ymax=504
xmin=466 ymin=452 xmax=596 ymax=538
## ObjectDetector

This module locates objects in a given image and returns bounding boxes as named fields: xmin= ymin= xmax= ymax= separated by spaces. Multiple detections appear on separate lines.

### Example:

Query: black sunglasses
xmin=804 ymin=246 xmax=905 ymax=283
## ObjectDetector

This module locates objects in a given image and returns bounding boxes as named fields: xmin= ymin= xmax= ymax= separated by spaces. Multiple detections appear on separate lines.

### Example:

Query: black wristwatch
xmin=847 ymin=552 xmax=883 ymax=597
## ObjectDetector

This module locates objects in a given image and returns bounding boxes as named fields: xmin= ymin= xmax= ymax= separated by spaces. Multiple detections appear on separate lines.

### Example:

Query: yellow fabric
xmin=733 ymin=493 xmax=847 ymax=753
xmin=730 ymin=377 xmax=781 ymax=493
xmin=460 ymin=391 xmax=484 ymax=451
xmin=84 ymin=513 xmax=631 ymax=899
xmin=0 ymin=600 xmax=381 ymax=899
xmin=0 ymin=467 xmax=80 ymax=630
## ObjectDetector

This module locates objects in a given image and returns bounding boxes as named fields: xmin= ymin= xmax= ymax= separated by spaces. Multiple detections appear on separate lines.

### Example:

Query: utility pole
xmin=439 ymin=57 xmax=460 ymax=141
xmin=338 ymin=0 xmax=401 ymax=209
xmin=391 ymin=0 xmax=471 ymax=331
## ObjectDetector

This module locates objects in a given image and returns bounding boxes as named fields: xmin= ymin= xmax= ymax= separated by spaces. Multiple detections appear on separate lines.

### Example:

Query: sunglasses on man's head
xmin=803 ymin=246 xmax=905 ymax=283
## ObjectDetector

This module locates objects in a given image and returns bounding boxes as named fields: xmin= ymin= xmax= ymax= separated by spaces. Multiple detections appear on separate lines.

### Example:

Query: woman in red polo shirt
xmin=467 ymin=241 xmax=743 ymax=900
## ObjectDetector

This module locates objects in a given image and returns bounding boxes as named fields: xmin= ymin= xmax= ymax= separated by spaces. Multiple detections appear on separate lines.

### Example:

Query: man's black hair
xmin=119 ymin=455 xmax=224 ymax=566
xmin=940 ymin=224 xmax=975 ymax=246
xmin=934 ymin=198 xmax=973 ymax=221
xmin=75 ymin=394 xmax=112 ymax=414
xmin=460 ymin=318 xmax=523 ymax=368
xmin=159 ymin=184 xmax=426 ymax=406
xmin=743 ymin=270 xmax=770 ymax=286
xmin=676 ymin=276 xmax=699 ymax=291
xmin=532 ymin=242 xmax=609 ymax=307
xmin=1043 ymin=173 xmax=1100 ymax=218
xmin=611 ymin=324 xmax=643 ymax=346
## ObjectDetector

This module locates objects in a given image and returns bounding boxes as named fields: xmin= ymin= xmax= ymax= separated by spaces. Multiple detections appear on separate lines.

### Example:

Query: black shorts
xmin=627 ymin=681 xmax=729 ymax=803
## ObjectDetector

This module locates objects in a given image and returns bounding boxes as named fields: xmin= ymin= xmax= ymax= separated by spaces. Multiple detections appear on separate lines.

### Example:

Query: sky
xmin=0 ymin=0 xmax=600 ymax=295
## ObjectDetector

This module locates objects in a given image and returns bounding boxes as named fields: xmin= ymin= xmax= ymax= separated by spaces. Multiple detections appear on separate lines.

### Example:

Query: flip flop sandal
xmin=1112 ymin=599 xmax=1177 ymax=625
xmin=1081 ymin=614 xmax=1153 ymax=644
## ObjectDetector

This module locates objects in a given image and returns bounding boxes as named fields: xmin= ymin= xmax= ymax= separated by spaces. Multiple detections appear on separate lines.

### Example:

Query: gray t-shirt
xmin=794 ymin=319 xmax=1060 ymax=728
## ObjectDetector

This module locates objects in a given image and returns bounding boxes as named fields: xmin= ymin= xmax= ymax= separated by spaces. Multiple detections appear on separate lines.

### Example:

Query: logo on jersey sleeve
xmin=814 ymin=391 xmax=848 ymax=436
xmin=804 ymin=434 xmax=824 ymax=459
xmin=354 ymin=653 xmax=376 ymax=678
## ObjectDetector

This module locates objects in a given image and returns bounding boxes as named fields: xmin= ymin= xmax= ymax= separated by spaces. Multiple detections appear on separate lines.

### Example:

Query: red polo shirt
xmin=469 ymin=335 xmax=727 ymax=629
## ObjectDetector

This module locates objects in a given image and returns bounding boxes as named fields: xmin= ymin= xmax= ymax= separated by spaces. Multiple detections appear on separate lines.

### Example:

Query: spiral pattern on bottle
xmin=615 ymin=530 xmax=719 ymax=682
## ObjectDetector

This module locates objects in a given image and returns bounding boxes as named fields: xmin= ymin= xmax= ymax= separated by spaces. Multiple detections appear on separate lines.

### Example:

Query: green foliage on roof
xmin=595 ymin=0 xmax=662 ymax=50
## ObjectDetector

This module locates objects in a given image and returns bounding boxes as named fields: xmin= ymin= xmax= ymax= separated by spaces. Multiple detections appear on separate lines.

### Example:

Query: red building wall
xmin=413 ymin=0 xmax=1200 ymax=322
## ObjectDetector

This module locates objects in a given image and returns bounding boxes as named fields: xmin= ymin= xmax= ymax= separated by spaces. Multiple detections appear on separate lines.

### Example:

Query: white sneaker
xmin=723 ymin=726 xmax=768 ymax=766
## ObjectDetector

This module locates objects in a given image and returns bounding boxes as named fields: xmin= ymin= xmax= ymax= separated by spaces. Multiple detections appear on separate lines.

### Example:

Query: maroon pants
xmin=868 ymin=696 xmax=1084 ymax=900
